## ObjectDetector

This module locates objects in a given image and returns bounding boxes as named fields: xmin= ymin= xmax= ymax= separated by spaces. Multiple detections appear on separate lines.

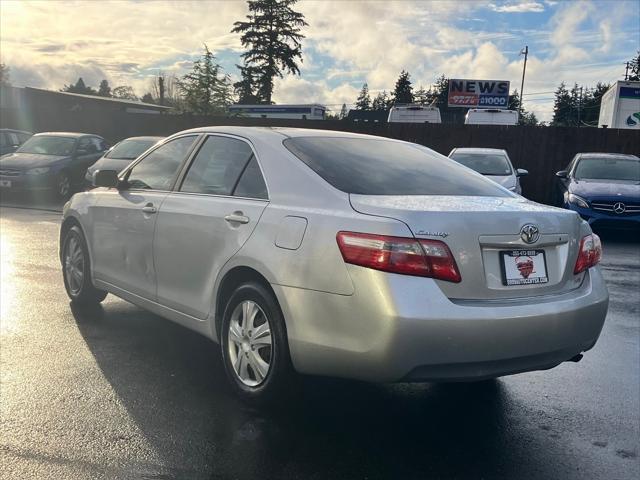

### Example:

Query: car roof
xmin=171 ymin=126 xmax=403 ymax=143
xmin=577 ymin=152 xmax=638 ymax=159
xmin=451 ymin=147 xmax=508 ymax=155
xmin=119 ymin=136 xmax=164 ymax=142
xmin=33 ymin=132 xmax=102 ymax=139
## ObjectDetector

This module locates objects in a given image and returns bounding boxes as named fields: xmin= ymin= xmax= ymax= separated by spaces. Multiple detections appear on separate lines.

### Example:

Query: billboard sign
xmin=448 ymin=79 xmax=510 ymax=108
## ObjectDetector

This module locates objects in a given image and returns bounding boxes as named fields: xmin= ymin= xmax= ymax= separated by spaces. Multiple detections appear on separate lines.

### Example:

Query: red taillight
xmin=336 ymin=232 xmax=461 ymax=283
xmin=574 ymin=233 xmax=602 ymax=274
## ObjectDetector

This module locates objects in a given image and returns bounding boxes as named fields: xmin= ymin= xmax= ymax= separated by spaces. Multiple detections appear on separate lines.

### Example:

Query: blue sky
xmin=1 ymin=0 xmax=638 ymax=121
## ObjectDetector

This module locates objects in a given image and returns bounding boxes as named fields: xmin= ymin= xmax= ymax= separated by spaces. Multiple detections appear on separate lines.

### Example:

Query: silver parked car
xmin=60 ymin=127 xmax=608 ymax=401
xmin=448 ymin=147 xmax=528 ymax=194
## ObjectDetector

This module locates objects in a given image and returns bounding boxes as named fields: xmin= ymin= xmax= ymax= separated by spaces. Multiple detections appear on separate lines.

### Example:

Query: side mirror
xmin=93 ymin=170 xmax=120 ymax=188
xmin=555 ymin=170 xmax=568 ymax=179
xmin=516 ymin=168 xmax=528 ymax=177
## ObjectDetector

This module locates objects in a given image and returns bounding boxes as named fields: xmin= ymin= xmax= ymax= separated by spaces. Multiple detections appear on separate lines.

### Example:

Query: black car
xmin=0 ymin=132 xmax=108 ymax=198
xmin=0 ymin=129 xmax=33 ymax=156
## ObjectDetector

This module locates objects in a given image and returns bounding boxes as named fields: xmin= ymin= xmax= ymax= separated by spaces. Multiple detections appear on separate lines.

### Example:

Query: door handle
xmin=142 ymin=205 xmax=157 ymax=214
xmin=224 ymin=213 xmax=250 ymax=224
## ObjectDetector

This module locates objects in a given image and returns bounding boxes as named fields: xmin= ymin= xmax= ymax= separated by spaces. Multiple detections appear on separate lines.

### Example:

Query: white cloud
xmin=488 ymin=2 xmax=545 ymax=13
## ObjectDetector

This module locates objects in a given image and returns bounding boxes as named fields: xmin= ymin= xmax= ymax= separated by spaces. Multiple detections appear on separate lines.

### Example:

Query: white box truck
xmin=465 ymin=108 xmax=519 ymax=125
xmin=598 ymin=80 xmax=640 ymax=129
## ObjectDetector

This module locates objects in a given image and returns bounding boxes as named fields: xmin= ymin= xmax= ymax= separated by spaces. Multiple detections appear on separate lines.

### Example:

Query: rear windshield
xmin=283 ymin=137 xmax=511 ymax=196
xmin=449 ymin=152 xmax=512 ymax=176
xmin=574 ymin=157 xmax=640 ymax=182
xmin=107 ymin=139 xmax=159 ymax=160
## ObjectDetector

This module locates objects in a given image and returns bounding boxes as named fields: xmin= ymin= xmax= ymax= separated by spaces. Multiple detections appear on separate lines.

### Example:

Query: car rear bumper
xmin=274 ymin=265 xmax=608 ymax=382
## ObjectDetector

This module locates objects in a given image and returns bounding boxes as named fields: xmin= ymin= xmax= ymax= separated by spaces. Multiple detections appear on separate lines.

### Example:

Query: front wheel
xmin=62 ymin=225 xmax=107 ymax=305
xmin=220 ymin=282 xmax=295 ymax=403
xmin=56 ymin=171 xmax=72 ymax=199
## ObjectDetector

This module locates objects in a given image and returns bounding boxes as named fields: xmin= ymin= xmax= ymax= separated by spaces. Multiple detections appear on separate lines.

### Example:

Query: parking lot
xmin=0 ymin=201 xmax=638 ymax=480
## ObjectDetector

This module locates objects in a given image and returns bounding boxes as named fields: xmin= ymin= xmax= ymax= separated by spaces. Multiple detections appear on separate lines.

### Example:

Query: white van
xmin=387 ymin=105 xmax=441 ymax=123
xmin=465 ymin=109 xmax=518 ymax=126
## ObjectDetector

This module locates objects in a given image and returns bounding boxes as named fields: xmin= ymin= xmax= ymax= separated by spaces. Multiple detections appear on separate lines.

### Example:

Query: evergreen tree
xmin=392 ymin=70 xmax=414 ymax=105
xmin=178 ymin=44 xmax=233 ymax=115
xmin=355 ymin=83 xmax=371 ymax=110
xmin=372 ymin=91 xmax=391 ymax=110
xmin=0 ymin=63 xmax=10 ymax=86
xmin=97 ymin=80 xmax=111 ymax=97
xmin=551 ymin=82 xmax=573 ymax=126
xmin=112 ymin=85 xmax=138 ymax=100
xmin=628 ymin=50 xmax=639 ymax=81
xmin=141 ymin=93 xmax=155 ymax=104
xmin=234 ymin=64 xmax=261 ymax=104
xmin=61 ymin=77 xmax=96 ymax=95
xmin=414 ymin=85 xmax=428 ymax=105
xmin=232 ymin=0 xmax=308 ymax=104
xmin=339 ymin=103 xmax=348 ymax=119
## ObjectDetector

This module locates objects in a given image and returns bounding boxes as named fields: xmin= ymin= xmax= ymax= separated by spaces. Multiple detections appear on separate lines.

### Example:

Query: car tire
xmin=56 ymin=171 xmax=72 ymax=199
xmin=220 ymin=282 xmax=295 ymax=404
xmin=62 ymin=225 xmax=107 ymax=305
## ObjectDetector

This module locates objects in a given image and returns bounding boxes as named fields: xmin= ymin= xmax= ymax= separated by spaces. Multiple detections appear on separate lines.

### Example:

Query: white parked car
xmin=448 ymin=147 xmax=528 ymax=194
xmin=60 ymin=127 xmax=608 ymax=402
xmin=465 ymin=109 xmax=519 ymax=126
xmin=388 ymin=105 xmax=441 ymax=123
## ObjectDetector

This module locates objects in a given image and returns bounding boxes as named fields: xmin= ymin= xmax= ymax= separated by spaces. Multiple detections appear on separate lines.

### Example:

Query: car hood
xmin=0 ymin=152 xmax=69 ymax=169
xmin=484 ymin=174 xmax=516 ymax=189
xmin=570 ymin=179 xmax=640 ymax=200
xmin=87 ymin=157 xmax=133 ymax=174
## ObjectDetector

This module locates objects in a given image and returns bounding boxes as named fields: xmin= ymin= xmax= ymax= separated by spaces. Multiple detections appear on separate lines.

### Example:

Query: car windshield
xmin=283 ymin=137 xmax=510 ymax=196
xmin=106 ymin=139 xmax=159 ymax=160
xmin=449 ymin=152 xmax=512 ymax=176
xmin=16 ymin=136 xmax=76 ymax=156
xmin=574 ymin=157 xmax=640 ymax=181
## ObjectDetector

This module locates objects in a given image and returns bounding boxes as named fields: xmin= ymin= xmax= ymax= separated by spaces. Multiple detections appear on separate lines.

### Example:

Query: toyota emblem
xmin=613 ymin=202 xmax=626 ymax=214
xmin=520 ymin=224 xmax=540 ymax=244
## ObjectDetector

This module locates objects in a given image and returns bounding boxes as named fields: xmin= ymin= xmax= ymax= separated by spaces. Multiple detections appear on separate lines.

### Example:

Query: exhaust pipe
xmin=568 ymin=353 xmax=583 ymax=363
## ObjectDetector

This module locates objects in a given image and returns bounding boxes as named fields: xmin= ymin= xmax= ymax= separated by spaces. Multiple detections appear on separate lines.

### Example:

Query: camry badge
xmin=613 ymin=202 xmax=626 ymax=214
xmin=520 ymin=224 xmax=540 ymax=244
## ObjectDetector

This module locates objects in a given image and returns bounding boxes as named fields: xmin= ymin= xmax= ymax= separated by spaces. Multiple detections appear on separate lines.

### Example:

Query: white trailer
xmin=465 ymin=108 xmax=518 ymax=126
xmin=228 ymin=104 xmax=326 ymax=120
xmin=598 ymin=81 xmax=640 ymax=129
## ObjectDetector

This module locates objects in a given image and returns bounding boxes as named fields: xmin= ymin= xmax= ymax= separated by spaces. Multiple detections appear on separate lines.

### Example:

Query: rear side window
xmin=284 ymin=137 xmax=511 ymax=196
xmin=234 ymin=157 xmax=268 ymax=199
xmin=180 ymin=136 xmax=254 ymax=196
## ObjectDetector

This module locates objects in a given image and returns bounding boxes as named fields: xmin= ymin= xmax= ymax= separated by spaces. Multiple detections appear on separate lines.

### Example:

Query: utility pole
xmin=578 ymin=86 xmax=583 ymax=127
xmin=624 ymin=62 xmax=630 ymax=81
xmin=519 ymin=46 xmax=529 ymax=112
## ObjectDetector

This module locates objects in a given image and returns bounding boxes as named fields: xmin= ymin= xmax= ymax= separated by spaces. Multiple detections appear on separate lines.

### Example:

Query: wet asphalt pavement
xmin=0 ymin=204 xmax=638 ymax=480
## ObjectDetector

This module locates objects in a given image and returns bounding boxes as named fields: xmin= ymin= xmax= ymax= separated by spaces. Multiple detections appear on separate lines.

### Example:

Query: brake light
xmin=336 ymin=232 xmax=461 ymax=283
xmin=574 ymin=233 xmax=602 ymax=274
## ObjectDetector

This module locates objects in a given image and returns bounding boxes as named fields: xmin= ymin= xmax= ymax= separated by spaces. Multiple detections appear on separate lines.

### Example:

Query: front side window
xmin=17 ymin=136 xmax=76 ymax=156
xmin=574 ymin=156 xmax=640 ymax=181
xmin=284 ymin=137 xmax=511 ymax=196
xmin=180 ymin=136 xmax=255 ymax=196
xmin=449 ymin=152 xmax=512 ymax=176
xmin=126 ymin=136 xmax=197 ymax=190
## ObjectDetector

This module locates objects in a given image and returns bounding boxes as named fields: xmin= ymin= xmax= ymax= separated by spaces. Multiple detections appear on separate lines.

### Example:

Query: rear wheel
xmin=56 ymin=171 xmax=71 ymax=199
xmin=221 ymin=282 xmax=294 ymax=403
xmin=62 ymin=225 xmax=107 ymax=305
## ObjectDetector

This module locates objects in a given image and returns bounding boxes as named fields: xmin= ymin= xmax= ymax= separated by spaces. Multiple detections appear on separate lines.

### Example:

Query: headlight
xmin=568 ymin=193 xmax=589 ymax=209
xmin=26 ymin=167 xmax=51 ymax=175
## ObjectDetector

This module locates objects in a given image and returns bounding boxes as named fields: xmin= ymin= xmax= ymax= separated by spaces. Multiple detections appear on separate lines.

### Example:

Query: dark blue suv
xmin=556 ymin=153 xmax=640 ymax=231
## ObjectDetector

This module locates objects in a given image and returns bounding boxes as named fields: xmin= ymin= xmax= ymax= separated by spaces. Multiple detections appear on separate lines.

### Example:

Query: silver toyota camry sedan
xmin=59 ymin=127 xmax=609 ymax=401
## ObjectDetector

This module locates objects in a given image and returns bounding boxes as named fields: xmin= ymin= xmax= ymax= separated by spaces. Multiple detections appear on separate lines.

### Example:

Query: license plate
xmin=500 ymin=249 xmax=548 ymax=286
xmin=0 ymin=180 xmax=11 ymax=188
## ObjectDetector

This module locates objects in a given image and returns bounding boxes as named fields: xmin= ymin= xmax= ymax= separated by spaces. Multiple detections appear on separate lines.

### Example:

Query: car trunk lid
xmin=349 ymin=194 xmax=586 ymax=300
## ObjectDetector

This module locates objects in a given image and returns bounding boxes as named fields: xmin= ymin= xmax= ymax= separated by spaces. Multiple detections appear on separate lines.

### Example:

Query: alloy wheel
xmin=64 ymin=236 xmax=84 ymax=295
xmin=227 ymin=300 xmax=273 ymax=387
xmin=58 ymin=174 xmax=70 ymax=198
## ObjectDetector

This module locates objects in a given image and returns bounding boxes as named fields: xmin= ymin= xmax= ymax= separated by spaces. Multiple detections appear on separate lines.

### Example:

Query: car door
xmin=153 ymin=134 xmax=269 ymax=319
xmin=73 ymin=137 xmax=101 ymax=184
xmin=90 ymin=135 xmax=199 ymax=300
